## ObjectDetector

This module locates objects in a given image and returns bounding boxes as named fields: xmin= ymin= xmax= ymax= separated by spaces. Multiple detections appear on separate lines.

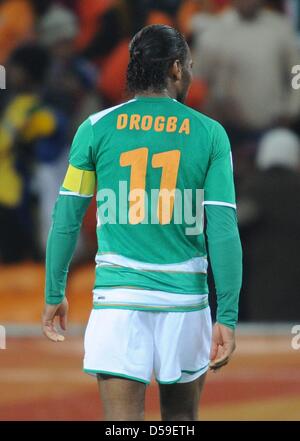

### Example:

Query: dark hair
xmin=10 ymin=44 xmax=51 ymax=84
xmin=126 ymin=24 xmax=188 ymax=93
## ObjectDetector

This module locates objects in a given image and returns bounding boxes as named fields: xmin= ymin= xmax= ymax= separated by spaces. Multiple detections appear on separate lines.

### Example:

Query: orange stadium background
xmin=0 ymin=0 xmax=300 ymax=421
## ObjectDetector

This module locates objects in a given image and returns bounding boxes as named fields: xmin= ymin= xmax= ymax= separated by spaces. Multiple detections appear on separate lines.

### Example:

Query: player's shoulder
xmin=73 ymin=100 xmax=137 ymax=142
xmin=174 ymin=100 xmax=226 ymax=139
xmin=88 ymin=99 xmax=137 ymax=128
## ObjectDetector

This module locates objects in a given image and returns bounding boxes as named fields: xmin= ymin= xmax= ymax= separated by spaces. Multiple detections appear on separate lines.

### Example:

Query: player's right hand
xmin=209 ymin=322 xmax=236 ymax=372
xmin=42 ymin=297 xmax=69 ymax=342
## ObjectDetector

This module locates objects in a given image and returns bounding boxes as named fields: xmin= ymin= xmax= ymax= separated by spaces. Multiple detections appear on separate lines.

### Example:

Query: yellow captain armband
xmin=62 ymin=164 xmax=96 ymax=197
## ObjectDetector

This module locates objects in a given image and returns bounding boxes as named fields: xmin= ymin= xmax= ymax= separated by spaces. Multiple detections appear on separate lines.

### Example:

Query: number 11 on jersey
xmin=120 ymin=147 xmax=181 ymax=225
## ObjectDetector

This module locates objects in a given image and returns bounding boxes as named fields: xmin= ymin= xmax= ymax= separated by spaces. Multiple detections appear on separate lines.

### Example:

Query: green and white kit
xmin=45 ymin=96 xmax=242 ymax=328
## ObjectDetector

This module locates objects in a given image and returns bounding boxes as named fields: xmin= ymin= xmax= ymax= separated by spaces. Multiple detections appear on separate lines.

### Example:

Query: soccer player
xmin=42 ymin=25 xmax=242 ymax=421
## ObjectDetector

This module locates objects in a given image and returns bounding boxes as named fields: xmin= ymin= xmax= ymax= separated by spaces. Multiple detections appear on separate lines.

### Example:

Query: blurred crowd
xmin=0 ymin=0 xmax=300 ymax=321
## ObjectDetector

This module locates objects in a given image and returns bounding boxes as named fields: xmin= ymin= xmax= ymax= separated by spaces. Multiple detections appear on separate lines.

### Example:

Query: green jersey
xmin=46 ymin=95 xmax=242 ymax=326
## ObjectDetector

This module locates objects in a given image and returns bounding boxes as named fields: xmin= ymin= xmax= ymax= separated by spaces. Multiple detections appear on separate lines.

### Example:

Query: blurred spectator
xmin=193 ymin=0 xmax=300 ymax=149
xmin=238 ymin=128 xmax=300 ymax=321
xmin=179 ymin=0 xmax=229 ymax=37
xmin=0 ymin=0 xmax=54 ymax=65
xmin=98 ymin=39 xmax=130 ymax=105
xmin=0 ymin=0 xmax=35 ymax=64
xmin=81 ymin=0 xmax=146 ymax=62
xmin=266 ymin=0 xmax=286 ymax=13
xmin=177 ymin=0 xmax=202 ymax=36
xmin=0 ymin=44 xmax=62 ymax=262
xmin=35 ymin=4 xmax=101 ymax=251
xmin=189 ymin=0 xmax=227 ymax=42
xmin=82 ymin=0 xmax=182 ymax=105
xmin=56 ymin=0 xmax=78 ymax=10
xmin=30 ymin=0 xmax=52 ymax=16
xmin=38 ymin=3 xmax=99 ymax=132
xmin=76 ymin=0 xmax=114 ymax=52
xmin=38 ymin=3 xmax=78 ymax=49
xmin=32 ymin=112 xmax=69 ymax=252
xmin=185 ymin=78 xmax=209 ymax=110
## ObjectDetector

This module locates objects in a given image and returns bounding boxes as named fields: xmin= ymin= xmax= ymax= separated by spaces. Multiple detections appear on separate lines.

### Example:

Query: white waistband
xmin=95 ymin=253 xmax=208 ymax=274
xmin=93 ymin=288 xmax=208 ymax=309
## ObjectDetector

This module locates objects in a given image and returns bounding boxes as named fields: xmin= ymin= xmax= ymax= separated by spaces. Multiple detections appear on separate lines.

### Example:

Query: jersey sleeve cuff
xmin=203 ymin=201 xmax=237 ymax=209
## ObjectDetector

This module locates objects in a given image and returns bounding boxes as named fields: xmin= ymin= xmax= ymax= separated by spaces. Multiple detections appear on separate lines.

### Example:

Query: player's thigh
xmin=159 ymin=372 xmax=207 ymax=421
xmin=97 ymin=374 xmax=146 ymax=421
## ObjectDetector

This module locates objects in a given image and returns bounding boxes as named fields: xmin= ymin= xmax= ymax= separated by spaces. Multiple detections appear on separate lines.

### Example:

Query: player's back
xmin=70 ymin=95 xmax=235 ymax=299
xmin=94 ymin=95 xmax=212 ymax=259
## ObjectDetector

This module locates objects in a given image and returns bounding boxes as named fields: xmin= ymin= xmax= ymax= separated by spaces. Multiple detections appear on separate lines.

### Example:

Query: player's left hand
xmin=209 ymin=322 xmax=236 ymax=372
xmin=42 ymin=297 xmax=69 ymax=342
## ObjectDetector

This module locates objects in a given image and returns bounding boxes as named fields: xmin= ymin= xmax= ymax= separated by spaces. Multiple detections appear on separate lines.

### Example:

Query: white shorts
xmin=83 ymin=306 xmax=212 ymax=384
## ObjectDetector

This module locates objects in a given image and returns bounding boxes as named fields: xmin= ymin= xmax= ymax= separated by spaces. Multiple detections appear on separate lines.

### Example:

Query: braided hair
xmin=126 ymin=24 xmax=188 ymax=94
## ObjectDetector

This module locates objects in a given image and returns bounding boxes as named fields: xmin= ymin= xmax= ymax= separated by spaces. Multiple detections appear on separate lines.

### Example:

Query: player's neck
xmin=135 ymin=88 xmax=175 ymax=100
